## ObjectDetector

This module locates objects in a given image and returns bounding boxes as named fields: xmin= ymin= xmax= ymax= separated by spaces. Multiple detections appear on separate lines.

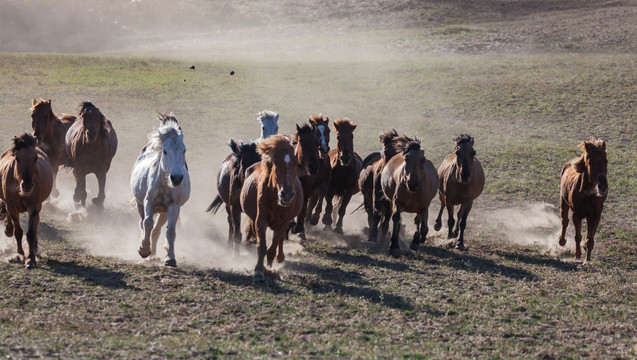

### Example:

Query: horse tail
xmin=244 ymin=218 xmax=257 ymax=244
xmin=206 ymin=195 xmax=224 ymax=214
xmin=0 ymin=200 xmax=7 ymax=223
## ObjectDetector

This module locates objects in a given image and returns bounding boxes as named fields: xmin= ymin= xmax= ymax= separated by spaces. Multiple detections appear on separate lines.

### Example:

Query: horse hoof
xmin=164 ymin=258 xmax=177 ymax=267
xmin=276 ymin=254 xmax=285 ymax=263
xmin=323 ymin=225 xmax=331 ymax=232
xmin=334 ymin=227 xmax=343 ymax=235
xmin=298 ymin=232 xmax=306 ymax=241
xmin=25 ymin=260 xmax=36 ymax=269
xmin=253 ymin=271 xmax=265 ymax=283
xmin=409 ymin=241 xmax=419 ymax=251
xmin=4 ymin=227 xmax=13 ymax=237
xmin=368 ymin=236 xmax=377 ymax=243
xmin=558 ymin=237 xmax=566 ymax=246
xmin=389 ymin=247 xmax=401 ymax=258
xmin=138 ymin=247 xmax=151 ymax=258
xmin=309 ymin=216 xmax=319 ymax=226
xmin=454 ymin=242 xmax=465 ymax=251
xmin=433 ymin=222 xmax=442 ymax=231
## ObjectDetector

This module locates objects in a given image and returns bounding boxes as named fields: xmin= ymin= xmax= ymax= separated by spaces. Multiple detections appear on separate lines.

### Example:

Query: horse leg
xmin=138 ymin=200 xmax=153 ymax=258
xmin=379 ymin=199 xmax=392 ymax=243
xmin=389 ymin=209 xmax=402 ymax=258
xmin=322 ymin=190 xmax=335 ymax=229
xmin=274 ymin=227 xmax=286 ymax=264
xmin=572 ymin=215 xmax=583 ymax=260
xmin=9 ymin=212 xmax=24 ymax=257
xmin=231 ymin=205 xmax=242 ymax=255
xmin=292 ymin=193 xmax=309 ymax=240
xmin=92 ymin=171 xmax=106 ymax=208
xmin=224 ymin=204 xmax=233 ymax=247
xmin=410 ymin=214 xmax=421 ymax=251
xmin=163 ymin=205 xmax=180 ymax=267
xmin=583 ymin=214 xmax=601 ymax=264
xmin=558 ymin=197 xmax=569 ymax=246
xmin=446 ymin=202 xmax=456 ymax=239
xmin=51 ymin=166 xmax=59 ymax=198
xmin=434 ymin=192 xmax=445 ymax=231
xmin=24 ymin=208 xmax=40 ymax=268
xmin=151 ymin=213 xmax=168 ymax=257
xmin=455 ymin=200 xmax=473 ymax=250
xmin=254 ymin=220 xmax=267 ymax=282
xmin=334 ymin=193 xmax=353 ymax=234
xmin=73 ymin=169 xmax=87 ymax=206
xmin=311 ymin=192 xmax=325 ymax=226
xmin=307 ymin=192 xmax=320 ymax=225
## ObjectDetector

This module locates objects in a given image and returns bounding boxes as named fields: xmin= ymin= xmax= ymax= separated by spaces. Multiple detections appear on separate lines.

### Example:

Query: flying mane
xmin=146 ymin=119 xmax=182 ymax=152
xmin=571 ymin=139 xmax=606 ymax=173
xmin=30 ymin=99 xmax=55 ymax=119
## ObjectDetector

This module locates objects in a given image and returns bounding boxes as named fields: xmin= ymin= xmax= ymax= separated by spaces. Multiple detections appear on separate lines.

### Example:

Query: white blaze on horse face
xmin=284 ymin=154 xmax=291 ymax=185
xmin=317 ymin=125 xmax=327 ymax=149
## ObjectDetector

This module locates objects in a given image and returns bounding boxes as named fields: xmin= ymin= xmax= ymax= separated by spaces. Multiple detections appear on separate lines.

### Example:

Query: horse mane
xmin=571 ymin=139 xmax=606 ymax=173
xmin=333 ymin=118 xmax=356 ymax=129
xmin=453 ymin=134 xmax=474 ymax=145
xmin=309 ymin=114 xmax=327 ymax=124
xmin=257 ymin=110 xmax=279 ymax=123
xmin=77 ymin=101 xmax=109 ymax=135
xmin=378 ymin=129 xmax=407 ymax=159
xmin=296 ymin=123 xmax=313 ymax=136
xmin=257 ymin=135 xmax=292 ymax=164
xmin=158 ymin=112 xmax=179 ymax=125
xmin=228 ymin=139 xmax=258 ymax=172
xmin=30 ymin=99 xmax=55 ymax=119
xmin=147 ymin=119 xmax=183 ymax=152
xmin=401 ymin=137 xmax=422 ymax=155
xmin=9 ymin=133 xmax=37 ymax=155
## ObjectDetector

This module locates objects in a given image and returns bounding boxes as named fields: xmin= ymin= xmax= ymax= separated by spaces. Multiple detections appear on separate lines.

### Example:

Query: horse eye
xmin=163 ymin=150 xmax=167 ymax=155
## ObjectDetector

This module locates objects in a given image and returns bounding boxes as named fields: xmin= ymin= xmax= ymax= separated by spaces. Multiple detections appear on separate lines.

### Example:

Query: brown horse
xmin=321 ymin=118 xmax=362 ymax=234
xmin=29 ymin=99 xmax=71 ymax=197
xmin=381 ymin=137 xmax=438 ymax=256
xmin=306 ymin=115 xmax=332 ymax=227
xmin=240 ymin=135 xmax=304 ymax=281
xmin=289 ymin=123 xmax=321 ymax=240
xmin=64 ymin=101 xmax=117 ymax=208
xmin=206 ymin=139 xmax=260 ymax=253
xmin=0 ymin=134 xmax=53 ymax=268
xmin=359 ymin=129 xmax=410 ymax=243
xmin=558 ymin=139 xmax=608 ymax=264
xmin=434 ymin=135 xmax=485 ymax=250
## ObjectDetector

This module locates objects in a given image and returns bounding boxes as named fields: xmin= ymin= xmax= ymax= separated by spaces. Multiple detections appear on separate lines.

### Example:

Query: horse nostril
xmin=170 ymin=174 xmax=183 ymax=185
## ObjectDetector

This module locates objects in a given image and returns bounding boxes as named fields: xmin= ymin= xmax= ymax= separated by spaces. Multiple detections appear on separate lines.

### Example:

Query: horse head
xmin=258 ymin=135 xmax=297 ymax=207
xmin=580 ymin=139 xmax=608 ymax=197
xmin=229 ymin=139 xmax=260 ymax=180
xmin=309 ymin=115 xmax=330 ymax=157
xmin=11 ymin=134 xmax=39 ymax=196
xmin=402 ymin=139 xmax=425 ymax=192
xmin=295 ymin=123 xmax=320 ymax=176
xmin=156 ymin=116 xmax=187 ymax=188
xmin=78 ymin=101 xmax=103 ymax=144
xmin=333 ymin=118 xmax=357 ymax=166
xmin=30 ymin=99 xmax=53 ymax=145
xmin=453 ymin=134 xmax=476 ymax=184
xmin=257 ymin=110 xmax=279 ymax=140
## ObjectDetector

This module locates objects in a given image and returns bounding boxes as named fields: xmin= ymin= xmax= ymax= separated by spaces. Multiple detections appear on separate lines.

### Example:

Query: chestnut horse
xmin=558 ymin=139 xmax=608 ymax=264
xmin=306 ymin=115 xmax=332 ymax=227
xmin=434 ymin=135 xmax=485 ymax=250
xmin=206 ymin=139 xmax=260 ymax=253
xmin=289 ymin=123 xmax=321 ymax=240
xmin=240 ymin=135 xmax=303 ymax=281
xmin=321 ymin=118 xmax=362 ymax=234
xmin=381 ymin=137 xmax=438 ymax=256
xmin=29 ymin=99 xmax=71 ymax=197
xmin=359 ymin=129 xmax=409 ymax=243
xmin=65 ymin=101 xmax=118 ymax=208
xmin=0 ymin=134 xmax=53 ymax=268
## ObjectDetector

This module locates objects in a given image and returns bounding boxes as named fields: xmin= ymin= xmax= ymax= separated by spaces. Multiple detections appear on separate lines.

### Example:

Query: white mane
xmin=146 ymin=119 xmax=183 ymax=152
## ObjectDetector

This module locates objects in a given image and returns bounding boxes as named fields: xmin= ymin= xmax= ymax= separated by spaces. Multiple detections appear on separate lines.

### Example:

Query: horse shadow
xmin=202 ymin=268 xmax=296 ymax=295
xmin=496 ymin=249 xmax=579 ymax=272
xmin=46 ymin=259 xmax=138 ymax=290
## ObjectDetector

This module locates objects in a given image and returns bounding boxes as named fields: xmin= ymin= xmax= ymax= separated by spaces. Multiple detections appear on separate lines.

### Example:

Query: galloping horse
xmin=381 ymin=137 xmax=438 ymax=256
xmin=131 ymin=114 xmax=190 ymax=267
xmin=257 ymin=110 xmax=279 ymax=141
xmin=434 ymin=135 xmax=485 ymax=250
xmin=558 ymin=139 xmax=608 ymax=264
xmin=321 ymin=118 xmax=362 ymax=234
xmin=0 ymin=134 xmax=53 ymax=268
xmin=206 ymin=139 xmax=260 ymax=253
xmin=65 ymin=101 xmax=117 ymax=208
xmin=306 ymin=115 xmax=332 ymax=227
xmin=240 ymin=135 xmax=303 ymax=281
xmin=29 ymin=99 xmax=69 ymax=197
xmin=289 ymin=123 xmax=321 ymax=240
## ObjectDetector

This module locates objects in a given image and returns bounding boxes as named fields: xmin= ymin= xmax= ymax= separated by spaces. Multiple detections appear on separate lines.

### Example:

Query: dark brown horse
xmin=289 ymin=123 xmax=321 ymax=240
xmin=434 ymin=135 xmax=485 ymax=250
xmin=359 ymin=129 xmax=409 ymax=243
xmin=206 ymin=139 xmax=260 ymax=253
xmin=64 ymin=101 xmax=118 ymax=208
xmin=29 ymin=99 xmax=71 ymax=197
xmin=381 ymin=137 xmax=438 ymax=256
xmin=558 ymin=139 xmax=608 ymax=264
xmin=321 ymin=118 xmax=362 ymax=234
xmin=240 ymin=135 xmax=304 ymax=281
xmin=0 ymin=134 xmax=53 ymax=268
xmin=306 ymin=115 xmax=332 ymax=227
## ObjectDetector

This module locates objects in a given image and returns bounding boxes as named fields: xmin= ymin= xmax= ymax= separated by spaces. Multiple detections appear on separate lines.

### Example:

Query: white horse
xmin=257 ymin=110 xmax=279 ymax=141
xmin=131 ymin=114 xmax=190 ymax=267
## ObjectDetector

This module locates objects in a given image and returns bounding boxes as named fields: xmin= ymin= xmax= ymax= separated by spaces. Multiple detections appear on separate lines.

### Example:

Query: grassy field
xmin=1 ymin=0 xmax=637 ymax=358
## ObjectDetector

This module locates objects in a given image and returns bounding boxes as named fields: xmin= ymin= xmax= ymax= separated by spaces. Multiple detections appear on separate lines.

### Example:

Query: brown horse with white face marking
xmin=306 ymin=115 xmax=332 ymax=227
xmin=434 ymin=135 xmax=485 ymax=250
xmin=558 ymin=139 xmax=608 ymax=264
xmin=321 ymin=118 xmax=362 ymax=234
xmin=381 ymin=137 xmax=438 ymax=256
xmin=29 ymin=99 xmax=70 ymax=197
xmin=65 ymin=101 xmax=117 ymax=208
xmin=240 ymin=135 xmax=304 ymax=281
xmin=0 ymin=134 xmax=53 ymax=268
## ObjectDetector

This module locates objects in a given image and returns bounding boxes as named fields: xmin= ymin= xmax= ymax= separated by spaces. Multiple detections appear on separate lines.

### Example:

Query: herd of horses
xmin=0 ymin=100 xmax=609 ymax=280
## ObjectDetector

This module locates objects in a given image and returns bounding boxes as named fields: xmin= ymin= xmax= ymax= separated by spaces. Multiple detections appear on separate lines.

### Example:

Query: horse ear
xmin=296 ymin=124 xmax=302 ymax=133
xmin=32 ymin=99 xmax=37 ymax=105
xmin=325 ymin=117 xmax=329 ymax=124
xmin=600 ymin=140 xmax=606 ymax=150
xmin=228 ymin=139 xmax=239 ymax=155
xmin=308 ymin=117 xmax=315 ymax=125
xmin=470 ymin=137 xmax=474 ymax=145
xmin=584 ymin=141 xmax=594 ymax=152
xmin=47 ymin=99 xmax=51 ymax=104
xmin=350 ymin=123 xmax=357 ymax=131
xmin=333 ymin=122 xmax=340 ymax=131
